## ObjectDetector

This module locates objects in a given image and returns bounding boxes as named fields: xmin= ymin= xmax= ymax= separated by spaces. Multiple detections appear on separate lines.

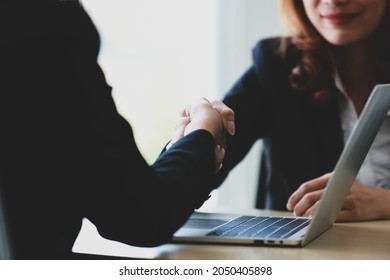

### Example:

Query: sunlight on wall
xmin=81 ymin=0 xmax=218 ymax=163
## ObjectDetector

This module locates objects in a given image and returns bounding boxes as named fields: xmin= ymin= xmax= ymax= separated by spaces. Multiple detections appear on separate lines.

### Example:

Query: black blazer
xmin=216 ymin=38 xmax=345 ymax=210
xmin=0 ymin=0 xmax=215 ymax=259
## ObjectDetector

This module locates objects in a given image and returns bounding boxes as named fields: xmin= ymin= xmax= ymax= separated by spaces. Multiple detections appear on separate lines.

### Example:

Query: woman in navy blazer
xmin=213 ymin=0 xmax=390 ymax=222
xmin=0 ymin=0 xmax=234 ymax=259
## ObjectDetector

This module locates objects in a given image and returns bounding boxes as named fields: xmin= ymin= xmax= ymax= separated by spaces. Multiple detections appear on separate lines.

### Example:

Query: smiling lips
xmin=321 ymin=12 xmax=359 ymax=25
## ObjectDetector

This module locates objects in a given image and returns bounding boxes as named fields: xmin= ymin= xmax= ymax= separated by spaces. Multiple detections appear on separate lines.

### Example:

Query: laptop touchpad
xmin=182 ymin=218 xmax=229 ymax=229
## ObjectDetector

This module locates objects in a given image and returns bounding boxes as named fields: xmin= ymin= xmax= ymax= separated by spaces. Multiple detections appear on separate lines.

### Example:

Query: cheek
xmin=358 ymin=8 xmax=386 ymax=39
xmin=302 ymin=2 xmax=322 ymax=32
xmin=360 ymin=0 xmax=387 ymax=30
xmin=368 ymin=8 xmax=387 ymax=29
xmin=307 ymin=15 xmax=325 ymax=39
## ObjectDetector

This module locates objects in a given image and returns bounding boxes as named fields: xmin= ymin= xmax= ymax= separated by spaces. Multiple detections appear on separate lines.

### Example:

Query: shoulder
xmin=252 ymin=37 xmax=283 ymax=56
xmin=0 ymin=1 xmax=100 ymax=56
xmin=252 ymin=37 xmax=283 ymax=61
xmin=251 ymin=37 xmax=298 ymax=66
xmin=249 ymin=37 xmax=287 ymax=81
xmin=251 ymin=36 xmax=299 ymax=79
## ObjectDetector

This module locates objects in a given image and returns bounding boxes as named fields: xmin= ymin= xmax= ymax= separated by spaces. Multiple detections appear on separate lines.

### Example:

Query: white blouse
xmin=336 ymin=86 xmax=390 ymax=190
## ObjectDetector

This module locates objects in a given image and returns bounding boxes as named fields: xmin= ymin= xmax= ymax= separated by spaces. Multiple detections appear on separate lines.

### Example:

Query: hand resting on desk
xmin=287 ymin=173 xmax=390 ymax=222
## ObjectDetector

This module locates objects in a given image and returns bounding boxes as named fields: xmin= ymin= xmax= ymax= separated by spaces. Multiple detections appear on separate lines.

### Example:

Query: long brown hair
xmin=279 ymin=0 xmax=390 ymax=102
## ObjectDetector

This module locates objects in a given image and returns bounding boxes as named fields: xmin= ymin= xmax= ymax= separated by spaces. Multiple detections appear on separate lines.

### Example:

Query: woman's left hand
xmin=286 ymin=173 xmax=390 ymax=222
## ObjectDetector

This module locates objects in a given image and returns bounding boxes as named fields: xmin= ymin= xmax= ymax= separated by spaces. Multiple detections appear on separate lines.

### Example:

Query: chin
xmin=324 ymin=34 xmax=358 ymax=47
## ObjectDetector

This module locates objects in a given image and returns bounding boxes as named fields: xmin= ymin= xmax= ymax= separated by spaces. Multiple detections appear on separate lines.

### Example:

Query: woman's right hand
xmin=171 ymin=98 xmax=235 ymax=173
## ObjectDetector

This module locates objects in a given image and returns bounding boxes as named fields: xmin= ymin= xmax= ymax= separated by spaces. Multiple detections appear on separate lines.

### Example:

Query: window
xmin=81 ymin=0 xmax=281 ymax=211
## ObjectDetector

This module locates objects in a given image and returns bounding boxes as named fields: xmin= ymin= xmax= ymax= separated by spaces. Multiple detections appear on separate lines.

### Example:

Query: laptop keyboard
xmin=206 ymin=216 xmax=310 ymax=239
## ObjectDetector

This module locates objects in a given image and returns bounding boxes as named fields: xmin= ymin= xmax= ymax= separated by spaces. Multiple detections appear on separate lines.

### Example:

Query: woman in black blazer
xmin=213 ymin=0 xmax=390 ymax=222
xmin=0 ymin=0 xmax=234 ymax=259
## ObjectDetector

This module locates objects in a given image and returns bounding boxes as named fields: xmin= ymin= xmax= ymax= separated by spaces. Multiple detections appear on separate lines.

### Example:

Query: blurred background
xmin=81 ymin=0 xmax=282 ymax=212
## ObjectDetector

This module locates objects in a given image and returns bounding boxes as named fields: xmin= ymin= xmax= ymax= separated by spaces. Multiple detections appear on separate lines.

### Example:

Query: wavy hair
xmin=279 ymin=0 xmax=390 ymax=102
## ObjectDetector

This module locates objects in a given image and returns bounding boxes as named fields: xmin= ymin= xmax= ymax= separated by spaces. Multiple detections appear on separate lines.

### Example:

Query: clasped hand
xmin=171 ymin=98 xmax=235 ymax=173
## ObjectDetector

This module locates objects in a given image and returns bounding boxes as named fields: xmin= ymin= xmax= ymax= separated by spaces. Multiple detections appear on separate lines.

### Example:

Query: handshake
xmin=170 ymin=98 xmax=235 ymax=173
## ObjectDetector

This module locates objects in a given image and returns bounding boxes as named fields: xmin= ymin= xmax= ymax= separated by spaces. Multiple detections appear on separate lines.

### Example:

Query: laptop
xmin=173 ymin=84 xmax=390 ymax=247
xmin=0 ymin=178 xmax=12 ymax=259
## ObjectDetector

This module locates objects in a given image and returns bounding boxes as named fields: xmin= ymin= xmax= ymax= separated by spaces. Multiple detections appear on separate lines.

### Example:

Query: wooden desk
xmin=156 ymin=210 xmax=390 ymax=260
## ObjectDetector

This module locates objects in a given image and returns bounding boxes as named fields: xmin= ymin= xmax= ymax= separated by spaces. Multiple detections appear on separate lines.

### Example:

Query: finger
xmin=287 ymin=173 xmax=332 ymax=210
xmin=301 ymin=202 xmax=319 ymax=217
xmin=291 ymin=189 xmax=323 ymax=216
xmin=180 ymin=107 xmax=188 ymax=118
xmin=334 ymin=195 xmax=357 ymax=222
xmin=215 ymin=130 xmax=227 ymax=150
xmin=211 ymin=100 xmax=235 ymax=135
xmin=215 ymin=145 xmax=225 ymax=173
xmin=175 ymin=116 xmax=191 ymax=130
xmin=336 ymin=209 xmax=356 ymax=222
xmin=172 ymin=117 xmax=190 ymax=142
xmin=341 ymin=194 xmax=355 ymax=210
xmin=184 ymin=97 xmax=211 ymax=117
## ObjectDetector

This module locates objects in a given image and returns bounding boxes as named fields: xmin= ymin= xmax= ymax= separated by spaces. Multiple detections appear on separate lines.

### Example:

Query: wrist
xmin=379 ymin=188 xmax=390 ymax=219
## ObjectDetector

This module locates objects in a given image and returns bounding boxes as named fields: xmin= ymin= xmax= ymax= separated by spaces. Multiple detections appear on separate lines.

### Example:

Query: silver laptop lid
xmin=302 ymin=84 xmax=390 ymax=245
xmin=0 ymin=179 xmax=12 ymax=259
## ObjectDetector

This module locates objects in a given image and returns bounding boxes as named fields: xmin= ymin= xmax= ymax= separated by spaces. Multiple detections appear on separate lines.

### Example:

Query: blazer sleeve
xmin=0 ymin=1 xmax=216 ymax=249
xmin=213 ymin=38 xmax=282 ymax=186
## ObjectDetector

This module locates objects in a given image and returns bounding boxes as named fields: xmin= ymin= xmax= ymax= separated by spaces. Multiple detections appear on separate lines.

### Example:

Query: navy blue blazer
xmin=0 ymin=0 xmax=215 ymax=259
xmin=216 ymin=38 xmax=345 ymax=210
